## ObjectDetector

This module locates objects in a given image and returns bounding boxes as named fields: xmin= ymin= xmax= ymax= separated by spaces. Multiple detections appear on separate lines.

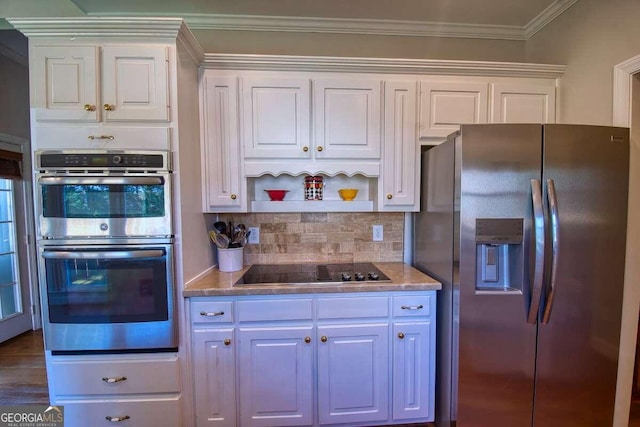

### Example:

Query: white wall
xmin=527 ymin=1 xmax=640 ymax=425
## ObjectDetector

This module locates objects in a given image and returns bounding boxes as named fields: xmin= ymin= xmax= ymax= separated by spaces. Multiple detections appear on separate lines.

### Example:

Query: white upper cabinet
xmin=419 ymin=81 xmax=488 ymax=138
xmin=490 ymin=81 xmax=556 ymax=124
xmin=381 ymin=80 xmax=418 ymax=210
xmin=313 ymin=78 xmax=382 ymax=159
xmin=201 ymin=76 xmax=245 ymax=212
xmin=242 ymin=77 xmax=310 ymax=159
xmin=32 ymin=44 xmax=170 ymax=123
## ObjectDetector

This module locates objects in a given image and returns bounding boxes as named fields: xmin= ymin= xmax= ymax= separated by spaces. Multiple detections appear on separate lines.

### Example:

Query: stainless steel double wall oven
xmin=35 ymin=151 xmax=177 ymax=353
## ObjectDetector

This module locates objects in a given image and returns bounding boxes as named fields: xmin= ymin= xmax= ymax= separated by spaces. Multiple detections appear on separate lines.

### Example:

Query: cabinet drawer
xmin=33 ymin=126 xmax=171 ymax=150
xmin=50 ymin=355 xmax=180 ymax=395
xmin=392 ymin=294 xmax=433 ymax=317
xmin=317 ymin=296 xmax=389 ymax=319
xmin=237 ymin=299 xmax=313 ymax=322
xmin=61 ymin=396 xmax=181 ymax=427
xmin=191 ymin=300 xmax=234 ymax=323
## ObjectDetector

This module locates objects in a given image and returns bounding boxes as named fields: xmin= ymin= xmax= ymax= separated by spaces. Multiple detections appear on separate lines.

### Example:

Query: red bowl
xmin=264 ymin=189 xmax=289 ymax=201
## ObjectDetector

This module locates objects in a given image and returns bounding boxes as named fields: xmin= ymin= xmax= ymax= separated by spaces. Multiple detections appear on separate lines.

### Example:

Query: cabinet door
xmin=31 ymin=45 xmax=99 ymax=122
xmin=381 ymin=80 xmax=418 ymax=210
xmin=490 ymin=82 xmax=556 ymax=124
xmin=313 ymin=78 xmax=382 ymax=159
xmin=102 ymin=45 xmax=170 ymax=122
xmin=392 ymin=322 xmax=435 ymax=421
xmin=201 ymin=76 xmax=245 ymax=211
xmin=419 ymin=81 xmax=488 ymax=138
xmin=193 ymin=329 xmax=236 ymax=427
xmin=242 ymin=77 xmax=311 ymax=159
xmin=238 ymin=326 xmax=314 ymax=427
xmin=317 ymin=323 xmax=389 ymax=425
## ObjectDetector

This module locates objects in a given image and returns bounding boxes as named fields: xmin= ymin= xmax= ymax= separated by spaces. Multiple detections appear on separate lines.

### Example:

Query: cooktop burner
xmin=235 ymin=262 xmax=391 ymax=285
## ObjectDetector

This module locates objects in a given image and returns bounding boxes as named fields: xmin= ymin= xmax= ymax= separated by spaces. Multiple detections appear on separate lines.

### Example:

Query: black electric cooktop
xmin=235 ymin=262 xmax=391 ymax=286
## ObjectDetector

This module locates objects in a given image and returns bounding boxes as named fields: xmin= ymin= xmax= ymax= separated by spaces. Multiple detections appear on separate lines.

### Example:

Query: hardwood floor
xmin=0 ymin=330 xmax=639 ymax=425
xmin=0 ymin=329 xmax=48 ymax=405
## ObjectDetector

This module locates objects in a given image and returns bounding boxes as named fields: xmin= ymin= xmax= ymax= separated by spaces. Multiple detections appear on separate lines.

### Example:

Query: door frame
xmin=0 ymin=132 xmax=40 ymax=335
xmin=613 ymin=54 xmax=640 ymax=427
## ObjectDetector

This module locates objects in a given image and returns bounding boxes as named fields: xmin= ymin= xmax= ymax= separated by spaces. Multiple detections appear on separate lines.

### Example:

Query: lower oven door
xmin=38 ymin=243 xmax=177 ymax=352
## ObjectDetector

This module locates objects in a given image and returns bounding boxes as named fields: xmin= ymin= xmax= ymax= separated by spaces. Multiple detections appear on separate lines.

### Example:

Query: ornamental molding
xmin=201 ymin=54 xmax=566 ymax=79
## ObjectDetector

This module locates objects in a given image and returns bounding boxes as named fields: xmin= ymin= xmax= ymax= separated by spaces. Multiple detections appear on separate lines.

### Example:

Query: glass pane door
xmin=0 ymin=177 xmax=33 ymax=343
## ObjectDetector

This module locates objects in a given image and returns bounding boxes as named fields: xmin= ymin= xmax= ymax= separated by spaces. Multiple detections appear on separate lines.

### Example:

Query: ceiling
xmin=1 ymin=0 xmax=579 ymax=40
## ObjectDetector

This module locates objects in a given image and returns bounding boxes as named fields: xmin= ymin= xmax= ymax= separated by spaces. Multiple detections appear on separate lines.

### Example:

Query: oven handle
xmin=42 ymin=250 xmax=165 ymax=260
xmin=38 ymin=176 xmax=165 ymax=186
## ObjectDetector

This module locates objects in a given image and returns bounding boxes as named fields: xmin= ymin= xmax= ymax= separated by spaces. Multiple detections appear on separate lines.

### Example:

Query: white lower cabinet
xmin=238 ymin=326 xmax=314 ymax=426
xmin=192 ymin=329 xmax=237 ymax=426
xmin=46 ymin=352 xmax=182 ymax=427
xmin=190 ymin=292 xmax=436 ymax=427
xmin=317 ymin=323 xmax=389 ymax=425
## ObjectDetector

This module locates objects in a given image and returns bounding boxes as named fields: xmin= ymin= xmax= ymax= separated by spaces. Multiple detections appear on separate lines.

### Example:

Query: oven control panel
xmin=36 ymin=151 xmax=169 ymax=170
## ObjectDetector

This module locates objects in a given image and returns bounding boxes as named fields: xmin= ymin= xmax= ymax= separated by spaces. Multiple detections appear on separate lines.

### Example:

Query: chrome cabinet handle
xmin=102 ymin=376 xmax=127 ymax=384
xmin=38 ymin=176 xmax=164 ymax=186
xmin=528 ymin=179 xmax=546 ymax=324
xmin=200 ymin=311 xmax=224 ymax=317
xmin=105 ymin=415 xmax=130 ymax=422
xmin=87 ymin=135 xmax=114 ymax=140
xmin=43 ymin=250 xmax=164 ymax=260
xmin=401 ymin=305 xmax=423 ymax=310
xmin=542 ymin=179 xmax=560 ymax=324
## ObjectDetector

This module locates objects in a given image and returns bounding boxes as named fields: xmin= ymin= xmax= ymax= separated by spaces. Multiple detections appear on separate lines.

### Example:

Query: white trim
xmin=523 ymin=0 xmax=580 ymax=39
xmin=6 ymin=17 xmax=185 ymax=39
xmin=13 ymin=0 xmax=580 ymax=41
xmin=182 ymin=14 xmax=524 ymax=41
xmin=201 ymin=54 xmax=566 ymax=78
xmin=0 ymin=132 xmax=28 ymax=148
xmin=613 ymin=54 xmax=640 ymax=127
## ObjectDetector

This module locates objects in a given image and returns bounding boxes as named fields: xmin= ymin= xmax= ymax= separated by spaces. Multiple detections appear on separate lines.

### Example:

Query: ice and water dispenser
xmin=475 ymin=218 xmax=524 ymax=293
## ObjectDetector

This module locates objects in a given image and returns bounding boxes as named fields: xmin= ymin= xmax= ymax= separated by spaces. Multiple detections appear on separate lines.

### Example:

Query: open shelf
xmin=248 ymin=173 xmax=377 ymax=212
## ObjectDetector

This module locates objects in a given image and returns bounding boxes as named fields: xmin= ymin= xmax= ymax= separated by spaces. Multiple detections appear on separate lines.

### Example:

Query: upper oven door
xmin=36 ymin=173 xmax=172 ymax=239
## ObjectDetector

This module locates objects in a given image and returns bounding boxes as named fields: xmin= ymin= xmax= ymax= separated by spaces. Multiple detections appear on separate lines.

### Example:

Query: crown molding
xmin=613 ymin=54 xmax=640 ymax=127
xmin=201 ymin=54 xmax=566 ymax=78
xmin=176 ymin=21 xmax=205 ymax=65
xmin=6 ymin=17 xmax=186 ymax=39
xmin=182 ymin=14 xmax=525 ymax=41
xmin=524 ymin=0 xmax=580 ymax=39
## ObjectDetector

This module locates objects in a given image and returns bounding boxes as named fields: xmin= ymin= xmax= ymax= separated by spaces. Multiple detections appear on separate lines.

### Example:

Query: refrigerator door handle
xmin=542 ymin=179 xmax=560 ymax=324
xmin=528 ymin=179 xmax=546 ymax=324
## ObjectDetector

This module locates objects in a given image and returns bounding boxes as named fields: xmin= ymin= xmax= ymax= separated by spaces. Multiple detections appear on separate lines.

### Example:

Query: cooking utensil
xmin=209 ymin=230 xmax=230 ymax=249
xmin=213 ymin=221 xmax=227 ymax=236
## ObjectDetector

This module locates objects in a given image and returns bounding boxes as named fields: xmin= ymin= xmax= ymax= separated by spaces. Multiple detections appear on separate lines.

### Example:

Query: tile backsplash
xmin=210 ymin=212 xmax=405 ymax=265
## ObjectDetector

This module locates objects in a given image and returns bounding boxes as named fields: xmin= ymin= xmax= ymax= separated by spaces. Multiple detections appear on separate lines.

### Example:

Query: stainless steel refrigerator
xmin=413 ymin=124 xmax=629 ymax=426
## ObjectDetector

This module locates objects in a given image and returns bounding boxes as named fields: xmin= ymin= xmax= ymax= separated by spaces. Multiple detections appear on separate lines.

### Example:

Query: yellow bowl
xmin=338 ymin=188 xmax=359 ymax=201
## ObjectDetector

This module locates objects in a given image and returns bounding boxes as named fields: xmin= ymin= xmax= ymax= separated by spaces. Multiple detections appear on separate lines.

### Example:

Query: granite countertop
xmin=183 ymin=262 xmax=442 ymax=297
